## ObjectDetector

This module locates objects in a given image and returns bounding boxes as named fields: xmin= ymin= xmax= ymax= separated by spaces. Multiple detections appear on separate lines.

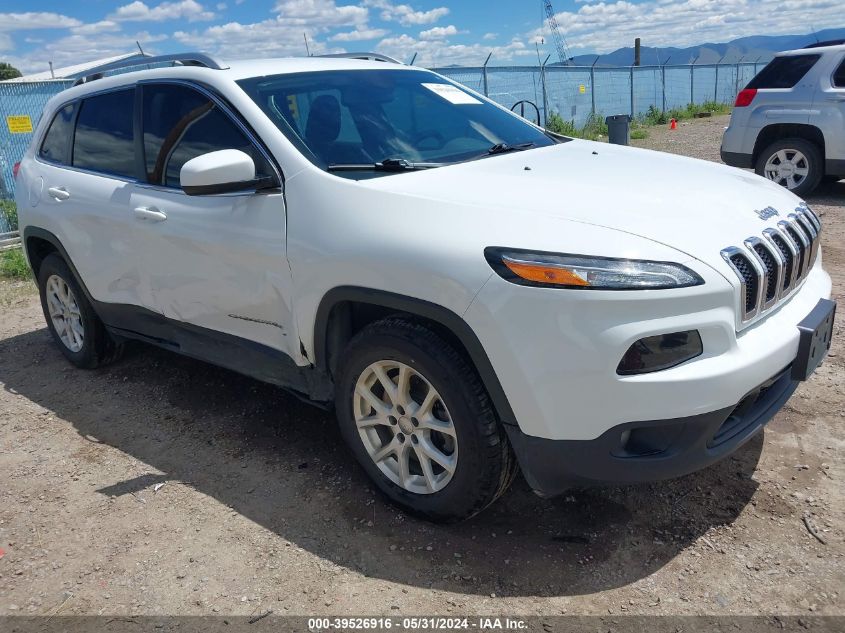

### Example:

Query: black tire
xmin=336 ymin=317 xmax=517 ymax=522
xmin=37 ymin=253 xmax=123 ymax=369
xmin=755 ymin=138 xmax=823 ymax=198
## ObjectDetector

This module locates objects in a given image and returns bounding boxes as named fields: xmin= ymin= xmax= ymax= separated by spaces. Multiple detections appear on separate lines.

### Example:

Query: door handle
xmin=47 ymin=186 xmax=70 ymax=201
xmin=133 ymin=206 xmax=167 ymax=223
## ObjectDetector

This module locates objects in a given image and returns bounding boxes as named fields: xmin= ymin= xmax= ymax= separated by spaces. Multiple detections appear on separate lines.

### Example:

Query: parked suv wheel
xmin=37 ymin=254 xmax=123 ymax=369
xmin=336 ymin=317 xmax=517 ymax=522
xmin=755 ymin=138 xmax=823 ymax=197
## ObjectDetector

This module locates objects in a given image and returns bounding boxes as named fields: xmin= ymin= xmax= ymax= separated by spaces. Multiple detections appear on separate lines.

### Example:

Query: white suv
xmin=15 ymin=53 xmax=836 ymax=522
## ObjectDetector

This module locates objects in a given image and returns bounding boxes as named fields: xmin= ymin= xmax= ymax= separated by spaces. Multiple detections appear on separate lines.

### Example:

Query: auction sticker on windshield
xmin=422 ymin=83 xmax=482 ymax=105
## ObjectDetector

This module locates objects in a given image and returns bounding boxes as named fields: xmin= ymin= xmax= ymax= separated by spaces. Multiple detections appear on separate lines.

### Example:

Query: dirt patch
xmin=0 ymin=118 xmax=843 ymax=617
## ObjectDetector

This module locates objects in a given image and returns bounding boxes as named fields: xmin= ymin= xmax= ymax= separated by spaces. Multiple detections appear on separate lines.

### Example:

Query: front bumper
xmin=720 ymin=148 xmax=753 ymax=168
xmin=505 ymin=366 xmax=797 ymax=496
xmin=466 ymin=261 xmax=831 ymax=441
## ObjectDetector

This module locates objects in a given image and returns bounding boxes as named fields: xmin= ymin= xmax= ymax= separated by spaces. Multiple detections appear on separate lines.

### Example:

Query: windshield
xmin=237 ymin=69 xmax=556 ymax=176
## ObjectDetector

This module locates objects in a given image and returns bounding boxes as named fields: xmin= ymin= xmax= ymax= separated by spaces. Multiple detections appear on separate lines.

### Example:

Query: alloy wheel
xmin=45 ymin=274 xmax=85 ymax=352
xmin=353 ymin=360 xmax=458 ymax=494
xmin=764 ymin=149 xmax=810 ymax=190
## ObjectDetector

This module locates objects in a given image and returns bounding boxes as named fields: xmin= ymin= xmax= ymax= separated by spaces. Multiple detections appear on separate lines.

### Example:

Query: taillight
xmin=734 ymin=88 xmax=757 ymax=107
xmin=13 ymin=161 xmax=21 ymax=180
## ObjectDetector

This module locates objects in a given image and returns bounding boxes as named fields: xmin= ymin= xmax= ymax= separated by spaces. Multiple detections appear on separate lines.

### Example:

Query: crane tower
xmin=543 ymin=1 xmax=572 ymax=65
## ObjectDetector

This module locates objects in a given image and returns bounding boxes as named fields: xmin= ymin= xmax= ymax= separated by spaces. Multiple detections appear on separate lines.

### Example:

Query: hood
xmin=362 ymin=139 xmax=808 ymax=276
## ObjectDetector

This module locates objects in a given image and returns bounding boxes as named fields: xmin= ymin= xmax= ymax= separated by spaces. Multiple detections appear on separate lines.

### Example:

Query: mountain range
xmin=566 ymin=27 xmax=845 ymax=67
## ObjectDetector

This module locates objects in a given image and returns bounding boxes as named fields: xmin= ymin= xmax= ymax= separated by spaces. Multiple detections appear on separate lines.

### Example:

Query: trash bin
xmin=606 ymin=114 xmax=631 ymax=146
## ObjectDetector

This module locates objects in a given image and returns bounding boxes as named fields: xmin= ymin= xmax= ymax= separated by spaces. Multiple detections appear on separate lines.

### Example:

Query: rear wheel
xmin=37 ymin=253 xmax=122 ymax=369
xmin=755 ymin=138 xmax=823 ymax=197
xmin=336 ymin=317 xmax=517 ymax=522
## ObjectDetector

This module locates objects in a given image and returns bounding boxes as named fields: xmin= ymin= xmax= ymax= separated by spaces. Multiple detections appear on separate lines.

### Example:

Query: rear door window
xmin=72 ymin=89 xmax=136 ymax=178
xmin=141 ymin=83 xmax=273 ymax=188
xmin=747 ymin=55 xmax=821 ymax=89
xmin=833 ymin=59 xmax=845 ymax=88
xmin=39 ymin=104 xmax=74 ymax=165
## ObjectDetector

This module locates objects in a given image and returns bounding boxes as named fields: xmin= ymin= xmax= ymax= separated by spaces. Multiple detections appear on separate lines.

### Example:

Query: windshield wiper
xmin=327 ymin=158 xmax=445 ymax=173
xmin=486 ymin=142 xmax=536 ymax=156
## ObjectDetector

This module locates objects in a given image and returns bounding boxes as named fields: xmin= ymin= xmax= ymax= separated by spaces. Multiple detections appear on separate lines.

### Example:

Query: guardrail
xmin=1 ymin=231 xmax=21 ymax=251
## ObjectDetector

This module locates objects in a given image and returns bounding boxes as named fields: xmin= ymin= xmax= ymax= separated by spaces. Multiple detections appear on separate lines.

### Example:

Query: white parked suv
xmin=15 ymin=53 xmax=836 ymax=522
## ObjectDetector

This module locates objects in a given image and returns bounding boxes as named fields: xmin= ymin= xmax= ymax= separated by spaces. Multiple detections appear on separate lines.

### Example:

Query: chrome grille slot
xmin=802 ymin=206 xmax=821 ymax=232
xmin=722 ymin=206 xmax=822 ymax=326
xmin=782 ymin=222 xmax=808 ymax=279
xmin=723 ymin=249 xmax=760 ymax=319
xmin=750 ymin=241 xmax=779 ymax=304
xmin=796 ymin=209 xmax=821 ymax=269
xmin=794 ymin=213 xmax=817 ymax=242
xmin=764 ymin=229 xmax=797 ymax=294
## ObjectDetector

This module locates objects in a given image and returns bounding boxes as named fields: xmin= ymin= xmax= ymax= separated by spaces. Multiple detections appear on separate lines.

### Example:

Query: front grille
xmin=721 ymin=205 xmax=821 ymax=323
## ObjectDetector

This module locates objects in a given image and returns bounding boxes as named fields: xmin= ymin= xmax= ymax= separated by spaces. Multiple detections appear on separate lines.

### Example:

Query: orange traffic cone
xmin=670 ymin=118 xmax=678 ymax=130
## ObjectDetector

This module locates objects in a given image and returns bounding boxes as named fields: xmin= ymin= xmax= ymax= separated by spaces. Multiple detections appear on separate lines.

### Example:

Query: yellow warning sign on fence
xmin=579 ymin=85 xmax=586 ymax=94
xmin=6 ymin=115 xmax=33 ymax=134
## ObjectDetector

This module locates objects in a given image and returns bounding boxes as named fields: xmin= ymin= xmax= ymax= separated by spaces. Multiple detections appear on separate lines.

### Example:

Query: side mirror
xmin=180 ymin=149 xmax=276 ymax=196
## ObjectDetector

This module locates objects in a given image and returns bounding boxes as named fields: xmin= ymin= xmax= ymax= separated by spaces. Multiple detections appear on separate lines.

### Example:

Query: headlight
xmin=485 ymin=248 xmax=704 ymax=290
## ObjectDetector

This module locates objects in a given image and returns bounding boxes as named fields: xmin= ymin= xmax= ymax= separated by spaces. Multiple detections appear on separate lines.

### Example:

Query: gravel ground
xmin=0 ymin=115 xmax=843 ymax=620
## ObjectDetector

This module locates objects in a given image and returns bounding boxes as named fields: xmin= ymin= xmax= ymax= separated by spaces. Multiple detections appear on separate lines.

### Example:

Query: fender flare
xmin=313 ymin=286 xmax=517 ymax=425
xmin=22 ymin=227 xmax=98 ymax=304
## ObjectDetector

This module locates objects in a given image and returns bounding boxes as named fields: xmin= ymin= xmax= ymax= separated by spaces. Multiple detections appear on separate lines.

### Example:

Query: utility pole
xmin=634 ymin=38 xmax=641 ymax=66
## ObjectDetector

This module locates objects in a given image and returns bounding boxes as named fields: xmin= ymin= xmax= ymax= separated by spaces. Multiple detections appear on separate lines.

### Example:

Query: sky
xmin=1 ymin=0 xmax=843 ymax=75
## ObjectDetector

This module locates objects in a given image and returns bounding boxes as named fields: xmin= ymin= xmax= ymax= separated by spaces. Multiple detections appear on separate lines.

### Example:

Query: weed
xmin=545 ymin=112 xmax=579 ymax=137
xmin=544 ymin=100 xmax=730 ymax=141
xmin=0 ymin=248 xmax=30 ymax=280
xmin=0 ymin=199 xmax=17 ymax=232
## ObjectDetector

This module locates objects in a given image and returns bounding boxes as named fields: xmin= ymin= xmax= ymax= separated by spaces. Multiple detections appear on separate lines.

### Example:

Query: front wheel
xmin=755 ymin=138 xmax=823 ymax=197
xmin=336 ymin=317 xmax=517 ymax=522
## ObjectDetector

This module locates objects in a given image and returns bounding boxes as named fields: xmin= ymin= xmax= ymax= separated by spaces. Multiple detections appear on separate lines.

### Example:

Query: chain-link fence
xmin=0 ymin=60 xmax=765 ymax=231
xmin=0 ymin=79 xmax=73 ymax=233
xmin=437 ymin=61 xmax=763 ymax=128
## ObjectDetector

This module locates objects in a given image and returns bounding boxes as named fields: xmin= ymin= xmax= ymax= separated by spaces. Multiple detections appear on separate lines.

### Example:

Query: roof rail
xmin=802 ymin=39 xmax=845 ymax=49
xmin=72 ymin=52 xmax=229 ymax=86
xmin=318 ymin=52 xmax=402 ymax=64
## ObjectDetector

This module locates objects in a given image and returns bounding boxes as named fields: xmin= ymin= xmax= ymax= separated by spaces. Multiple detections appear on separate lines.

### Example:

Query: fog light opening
xmin=617 ymin=330 xmax=703 ymax=376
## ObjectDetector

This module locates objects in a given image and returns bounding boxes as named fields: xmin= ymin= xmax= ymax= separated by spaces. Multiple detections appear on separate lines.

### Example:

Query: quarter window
xmin=141 ymin=83 xmax=272 ymax=188
xmin=747 ymin=55 xmax=821 ymax=90
xmin=72 ymin=89 xmax=136 ymax=178
xmin=834 ymin=59 xmax=845 ymax=88
xmin=39 ymin=104 xmax=74 ymax=165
